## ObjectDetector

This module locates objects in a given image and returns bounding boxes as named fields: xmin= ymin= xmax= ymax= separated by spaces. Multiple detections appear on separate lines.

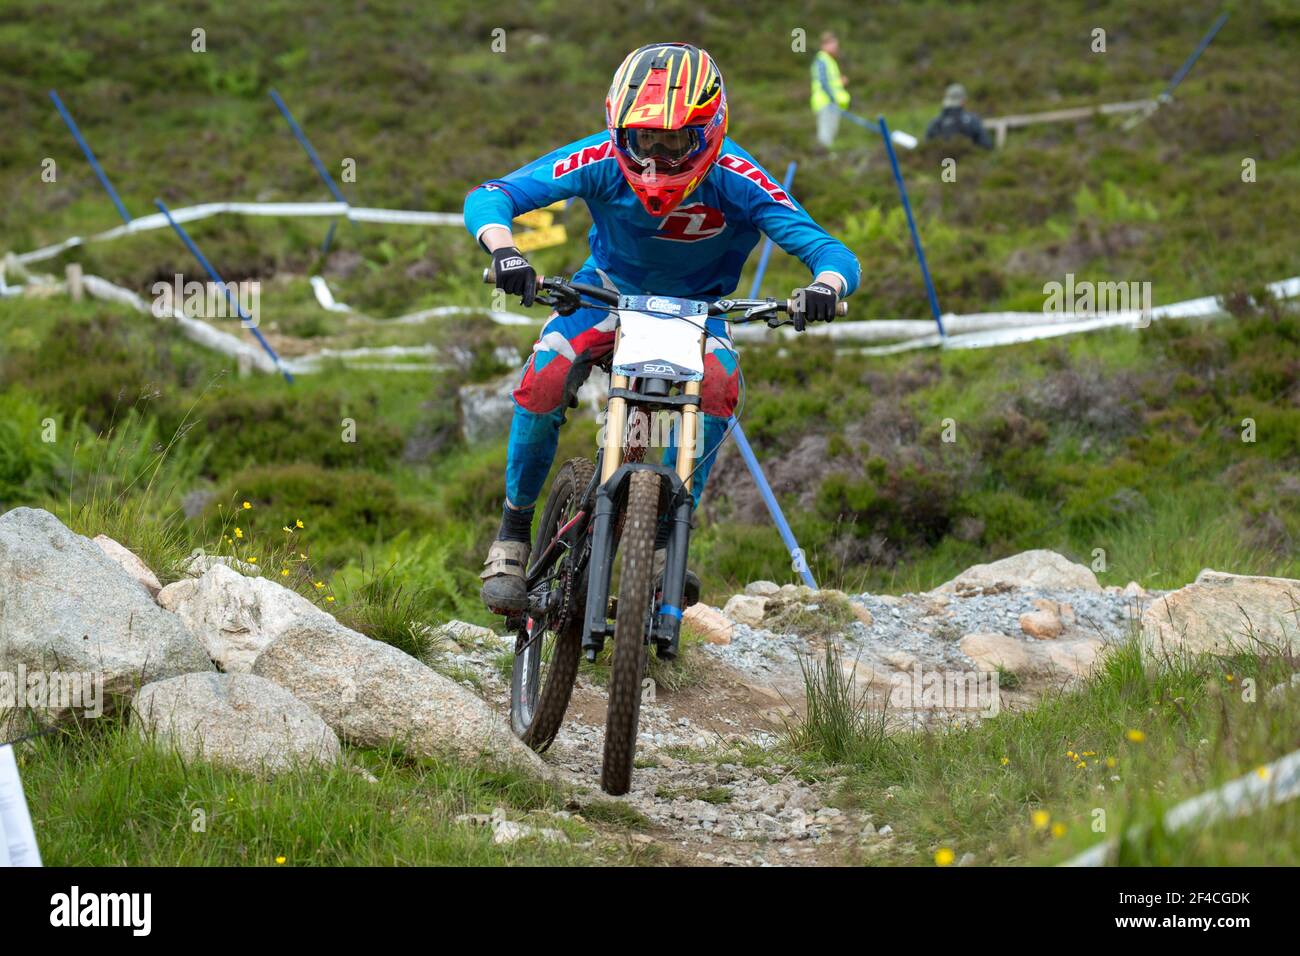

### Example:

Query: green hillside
xmin=3 ymin=0 xmax=1300 ymax=872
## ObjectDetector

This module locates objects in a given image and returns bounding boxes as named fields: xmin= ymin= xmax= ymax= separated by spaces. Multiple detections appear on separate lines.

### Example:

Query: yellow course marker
xmin=514 ymin=223 xmax=568 ymax=252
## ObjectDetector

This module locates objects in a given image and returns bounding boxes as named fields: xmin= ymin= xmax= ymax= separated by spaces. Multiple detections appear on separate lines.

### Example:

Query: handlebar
xmin=482 ymin=268 xmax=847 ymax=324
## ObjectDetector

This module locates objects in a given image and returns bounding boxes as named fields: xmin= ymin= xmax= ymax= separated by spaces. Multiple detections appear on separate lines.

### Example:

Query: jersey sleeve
xmin=721 ymin=149 xmax=861 ymax=296
xmin=463 ymin=134 xmax=614 ymax=248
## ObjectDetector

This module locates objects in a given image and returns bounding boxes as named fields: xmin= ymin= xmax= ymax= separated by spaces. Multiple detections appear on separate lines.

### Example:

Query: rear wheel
xmin=511 ymin=458 xmax=593 ymax=751
xmin=601 ymin=469 xmax=662 ymax=795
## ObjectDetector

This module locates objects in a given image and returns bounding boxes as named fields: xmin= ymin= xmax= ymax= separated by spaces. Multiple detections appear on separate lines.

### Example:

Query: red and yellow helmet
xmin=605 ymin=43 xmax=728 ymax=217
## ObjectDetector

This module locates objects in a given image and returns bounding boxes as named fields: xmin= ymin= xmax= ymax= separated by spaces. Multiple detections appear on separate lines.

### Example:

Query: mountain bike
xmin=484 ymin=269 xmax=845 ymax=794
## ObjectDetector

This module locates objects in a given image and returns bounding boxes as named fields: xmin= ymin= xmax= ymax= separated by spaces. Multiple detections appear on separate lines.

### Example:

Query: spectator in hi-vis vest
xmin=810 ymin=32 xmax=850 ymax=150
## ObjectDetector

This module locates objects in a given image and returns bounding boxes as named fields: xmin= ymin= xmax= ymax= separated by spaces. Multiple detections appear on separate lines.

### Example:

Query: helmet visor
xmin=620 ymin=127 xmax=706 ymax=168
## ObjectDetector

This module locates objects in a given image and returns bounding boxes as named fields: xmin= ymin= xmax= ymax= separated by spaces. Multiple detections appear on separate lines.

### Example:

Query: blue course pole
xmin=879 ymin=115 xmax=945 ymax=338
xmin=269 ymin=89 xmax=350 ymax=253
xmin=48 ymin=90 xmax=133 ymax=225
xmin=1163 ymin=12 xmax=1229 ymax=100
xmin=728 ymin=424 xmax=817 ymax=589
xmin=730 ymin=159 xmax=817 ymax=589
xmin=154 ymin=199 xmax=294 ymax=384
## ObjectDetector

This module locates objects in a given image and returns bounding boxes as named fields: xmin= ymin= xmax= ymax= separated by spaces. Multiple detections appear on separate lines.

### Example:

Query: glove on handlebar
xmin=491 ymin=246 xmax=536 ymax=307
xmin=790 ymin=281 xmax=838 ymax=331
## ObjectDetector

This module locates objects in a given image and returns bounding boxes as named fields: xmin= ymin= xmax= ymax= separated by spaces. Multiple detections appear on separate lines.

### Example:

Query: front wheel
xmin=600 ymin=469 xmax=662 ymax=795
xmin=510 ymin=458 xmax=593 ymax=750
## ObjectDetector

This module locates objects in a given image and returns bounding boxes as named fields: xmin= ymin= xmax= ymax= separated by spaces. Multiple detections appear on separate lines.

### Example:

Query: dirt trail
xmin=442 ymin=635 xmax=880 ymax=866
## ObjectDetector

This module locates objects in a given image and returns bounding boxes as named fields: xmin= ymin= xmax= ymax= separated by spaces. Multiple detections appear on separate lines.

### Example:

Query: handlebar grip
xmin=483 ymin=268 xmax=546 ymax=293
xmin=784 ymin=300 xmax=850 ymax=319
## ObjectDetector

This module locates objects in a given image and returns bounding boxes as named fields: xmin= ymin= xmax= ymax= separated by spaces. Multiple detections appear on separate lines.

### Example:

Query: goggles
xmin=618 ymin=126 xmax=707 ymax=168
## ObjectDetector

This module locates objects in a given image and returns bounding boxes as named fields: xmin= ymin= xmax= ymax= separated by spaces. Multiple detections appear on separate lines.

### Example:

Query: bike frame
xmin=497 ymin=271 xmax=843 ymax=662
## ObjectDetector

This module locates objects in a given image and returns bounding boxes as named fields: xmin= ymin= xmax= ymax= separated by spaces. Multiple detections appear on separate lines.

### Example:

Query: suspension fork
xmin=583 ymin=373 xmax=629 ymax=658
xmin=654 ymin=379 xmax=700 ymax=659
xmin=582 ymin=376 xmax=702 ymax=660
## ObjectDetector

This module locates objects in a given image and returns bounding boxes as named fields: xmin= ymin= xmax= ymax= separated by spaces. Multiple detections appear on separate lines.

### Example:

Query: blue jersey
xmin=463 ymin=132 xmax=860 ymax=300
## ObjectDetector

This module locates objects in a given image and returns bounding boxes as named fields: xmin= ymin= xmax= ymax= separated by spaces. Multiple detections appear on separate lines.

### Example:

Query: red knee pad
xmin=700 ymin=354 xmax=739 ymax=418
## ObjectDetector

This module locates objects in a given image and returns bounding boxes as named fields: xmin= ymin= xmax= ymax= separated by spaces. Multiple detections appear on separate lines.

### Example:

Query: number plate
xmin=612 ymin=295 xmax=708 ymax=381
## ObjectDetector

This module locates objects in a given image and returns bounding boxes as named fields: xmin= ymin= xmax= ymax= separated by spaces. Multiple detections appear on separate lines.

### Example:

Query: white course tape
xmin=309 ymin=275 xmax=352 ymax=313
xmin=14 ymin=201 xmax=464 ymax=266
xmin=308 ymin=273 xmax=534 ymax=326
xmin=81 ymin=274 xmax=279 ymax=373
xmin=74 ymin=273 xmax=449 ymax=374
xmin=732 ymin=275 xmax=1300 ymax=350
xmin=1063 ymin=746 xmax=1300 ymax=867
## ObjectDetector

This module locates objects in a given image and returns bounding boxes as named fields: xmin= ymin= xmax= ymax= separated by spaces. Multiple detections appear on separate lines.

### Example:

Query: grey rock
xmin=157 ymin=563 xmax=335 ymax=673
xmin=132 ymin=671 xmax=340 ymax=774
xmin=252 ymin=617 xmax=546 ymax=772
xmin=92 ymin=535 xmax=162 ymax=598
xmin=0 ymin=508 xmax=213 ymax=725
xmin=459 ymin=371 xmax=516 ymax=444
xmin=933 ymin=550 xmax=1101 ymax=594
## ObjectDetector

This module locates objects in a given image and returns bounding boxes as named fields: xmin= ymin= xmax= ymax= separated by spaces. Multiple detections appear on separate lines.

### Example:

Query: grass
xmin=785 ymin=635 xmax=1300 ymax=865
xmin=15 ymin=718 xmax=648 ymax=866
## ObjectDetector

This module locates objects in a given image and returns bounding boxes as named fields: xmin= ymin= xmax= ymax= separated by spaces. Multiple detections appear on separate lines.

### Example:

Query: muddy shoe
xmin=479 ymin=539 xmax=530 ymax=613
xmin=653 ymin=548 xmax=701 ymax=609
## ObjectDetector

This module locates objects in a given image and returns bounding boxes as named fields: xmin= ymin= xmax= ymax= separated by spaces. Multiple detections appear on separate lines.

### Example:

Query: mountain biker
xmin=465 ymin=42 xmax=861 ymax=613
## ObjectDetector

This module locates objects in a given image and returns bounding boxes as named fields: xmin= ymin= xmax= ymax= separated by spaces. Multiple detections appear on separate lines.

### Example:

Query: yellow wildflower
xmin=934 ymin=847 xmax=955 ymax=866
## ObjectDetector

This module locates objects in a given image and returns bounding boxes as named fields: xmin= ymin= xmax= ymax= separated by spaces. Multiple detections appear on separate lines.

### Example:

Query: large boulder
xmin=1141 ymin=570 xmax=1300 ymax=658
xmin=683 ymin=604 xmax=734 ymax=644
xmin=0 ymin=508 xmax=213 ymax=724
xmin=157 ymin=563 xmax=335 ymax=672
xmin=251 ymin=618 xmax=546 ymax=772
xmin=959 ymin=631 xmax=1104 ymax=680
xmin=723 ymin=594 xmax=768 ymax=627
xmin=934 ymin=550 xmax=1101 ymax=595
xmin=132 ymin=672 xmax=340 ymax=774
xmin=458 ymin=372 xmax=517 ymax=444
xmin=92 ymin=535 xmax=162 ymax=598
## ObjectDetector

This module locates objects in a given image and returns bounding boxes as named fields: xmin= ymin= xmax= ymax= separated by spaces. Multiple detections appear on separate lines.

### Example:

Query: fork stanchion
xmin=726 ymin=161 xmax=818 ymax=589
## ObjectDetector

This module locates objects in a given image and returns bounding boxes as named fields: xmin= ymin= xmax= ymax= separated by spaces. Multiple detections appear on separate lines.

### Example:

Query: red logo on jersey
xmin=653 ymin=203 xmax=727 ymax=242
xmin=717 ymin=155 xmax=796 ymax=209
xmin=553 ymin=141 xmax=615 ymax=178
